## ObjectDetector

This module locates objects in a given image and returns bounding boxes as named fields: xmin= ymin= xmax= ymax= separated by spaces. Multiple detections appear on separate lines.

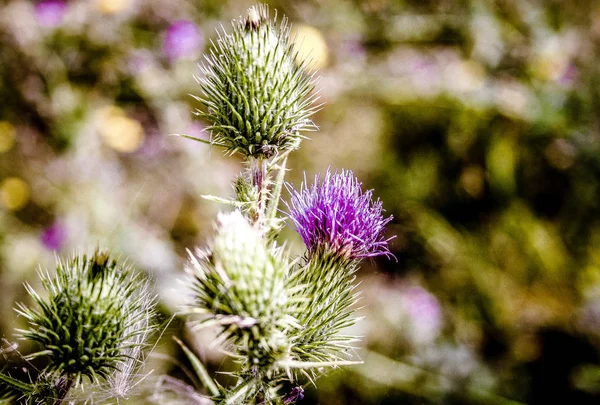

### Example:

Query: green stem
xmin=0 ymin=372 xmax=34 ymax=395
xmin=224 ymin=377 xmax=257 ymax=405
xmin=265 ymin=154 xmax=288 ymax=222
xmin=250 ymin=157 xmax=268 ymax=228
xmin=173 ymin=337 xmax=220 ymax=398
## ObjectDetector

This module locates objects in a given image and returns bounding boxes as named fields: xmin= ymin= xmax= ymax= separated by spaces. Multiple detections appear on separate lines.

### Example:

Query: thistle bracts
xmin=193 ymin=4 xmax=319 ymax=158
xmin=282 ymin=169 xmax=395 ymax=376
xmin=187 ymin=211 xmax=296 ymax=366
xmin=7 ymin=249 xmax=156 ymax=401
xmin=286 ymin=254 xmax=360 ymax=373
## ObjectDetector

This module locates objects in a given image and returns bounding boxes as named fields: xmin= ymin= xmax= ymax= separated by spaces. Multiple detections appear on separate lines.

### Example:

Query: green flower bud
xmin=194 ymin=4 xmax=319 ymax=158
xmin=234 ymin=172 xmax=260 ymax=220
xmin=15 ymin=250 xmax=156 ymax=388
xmin=187 ymin=211 xmax=294 ymax=362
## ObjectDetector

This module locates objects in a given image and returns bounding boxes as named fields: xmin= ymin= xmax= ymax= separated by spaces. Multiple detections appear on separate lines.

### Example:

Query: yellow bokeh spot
xmin=291 ymin=24 xmax=329 ymax=70
xmin=0 ymin=177 xmax=30 ymax=211
xmin=97 ymin=0 xmax=131 ymax=14
xmin=0 ymin=121 xmax=16 ymax=153
xmin=97 ymin=106 xmax=144 ymax=153
xmin=460 ymin=165 xmax=485 ymax=198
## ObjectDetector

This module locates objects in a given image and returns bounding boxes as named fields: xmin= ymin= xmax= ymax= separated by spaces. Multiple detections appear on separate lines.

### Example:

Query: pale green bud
xmin=189 ymin=211 xmax=289 ymax=322
xmin=187 ymin=211 xmax=295 ymax=366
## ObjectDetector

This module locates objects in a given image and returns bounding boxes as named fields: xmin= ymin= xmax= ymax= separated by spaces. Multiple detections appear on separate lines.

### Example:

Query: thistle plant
xmin=179 ymin=4 xmax=394 ymax=404
xmin=0 ymin=4 xmax=394 ymax=404
xmin=0 ymin=249 xmax=156 ymax=404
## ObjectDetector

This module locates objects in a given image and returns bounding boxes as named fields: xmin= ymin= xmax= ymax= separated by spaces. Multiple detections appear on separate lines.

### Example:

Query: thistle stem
xmin=265 ymin=154 xmax=288 ymax=222
xmin=53 ymin=376 xmax=74 ymax=405
xmin=0 ymin=372 xmax=34 ymax=395
xmin=174 ymin=337 xmax=220 ymax=398
xmin=250 ymin=157 xmax=268 ymax=227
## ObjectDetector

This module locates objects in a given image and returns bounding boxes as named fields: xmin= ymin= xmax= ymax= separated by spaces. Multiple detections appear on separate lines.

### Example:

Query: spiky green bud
xmin=193 ymin=4 xmax=319 ymax=158
xmin=187 ymin=211 xmax=295 ymax=364
xmin=234 ymin=172 xmax=260 ymax=220
xmin=15 ymin=250 xmax=156 ymax=388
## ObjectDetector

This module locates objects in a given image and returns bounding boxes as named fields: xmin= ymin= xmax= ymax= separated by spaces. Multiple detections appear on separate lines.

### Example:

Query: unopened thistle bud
xmin=193 ymin=4 xmax=319 ymax=158
xmin=15 ymin=250 xmax=156 ymax=389
xmin=286 ymin=169 xmax=395 ymax=261
xmin=187 ymin=211 xmax=294 ymax=361
xmin=234 ymin=173 xmax=260 ymax=219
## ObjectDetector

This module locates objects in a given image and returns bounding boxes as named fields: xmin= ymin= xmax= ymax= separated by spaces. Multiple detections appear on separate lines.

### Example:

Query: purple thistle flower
xmin=286 ymin=169 xmax=394 ymax=260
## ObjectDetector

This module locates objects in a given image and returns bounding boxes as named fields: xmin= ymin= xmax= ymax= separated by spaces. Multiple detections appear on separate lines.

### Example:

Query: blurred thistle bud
xmin=187 ymin=211 xmax=295 ymax=360
xmin=234 ymin=173 xmax=260 ymax=218
xmin=15 ymin=249 xmax=156 ymax=390
xmin=193 ymin=4 xmax=319 ymax=158
xmin=285 ymin=169 xmax=395 ymax=261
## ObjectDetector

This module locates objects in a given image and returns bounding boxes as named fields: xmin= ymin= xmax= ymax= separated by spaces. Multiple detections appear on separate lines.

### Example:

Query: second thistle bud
xmin=194 ymin=4 xmax=319 ymax=158
xmin=188 ymin=211 xmax=293 ymax=352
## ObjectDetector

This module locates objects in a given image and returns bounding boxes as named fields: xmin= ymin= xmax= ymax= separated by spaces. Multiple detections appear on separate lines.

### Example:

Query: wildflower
xmin=401 ymin=285 xmax=443 ymax=346
xmin=34 ymin=0 xmax=67 ymax=28
xmin=0 ymin=177 xmax=30 ymax=211
xmin=192 ymin=4 xmax=319 ymax=158
xmin=286 ymin=169 xmax=394 ymax=260
xmin=40 ymin=222 xmax=66 ymax=251
xmin=163 ymin=20 xmax=204 ymax=62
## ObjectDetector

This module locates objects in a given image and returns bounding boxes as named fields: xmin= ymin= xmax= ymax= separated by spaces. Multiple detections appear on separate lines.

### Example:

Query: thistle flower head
xmin=286 ymin=169 xmax=394 ymax=260
xmin=16 ymin=249 xmax=156 ymax=387
xmin=193 ymin=4 xmax=319 ymax=158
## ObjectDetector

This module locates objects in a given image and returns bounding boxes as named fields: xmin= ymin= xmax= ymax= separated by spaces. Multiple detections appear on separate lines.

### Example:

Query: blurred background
xmin=2 ymin=0 xmax=600 ymax=403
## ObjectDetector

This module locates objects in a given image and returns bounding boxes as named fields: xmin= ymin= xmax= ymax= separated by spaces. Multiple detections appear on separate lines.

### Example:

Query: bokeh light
xmin=0 ymin=177 xmax=30 ymax=211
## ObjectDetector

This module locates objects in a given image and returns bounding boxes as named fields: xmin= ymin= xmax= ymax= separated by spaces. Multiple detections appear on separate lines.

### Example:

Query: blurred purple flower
xmin=40 ymin=222 xmax=66 ymax=251
xmin=34 ymin=0 xmax=67 ymax=27
xmin=558 ymin=63 xmax=578 ymax=86
xmin=163 ymin=20 xmax=203 ymax=62
xmin=403 ymin=286 xmax=443 ymax=344
xmin=286 ymin=169 xmax=394 ymax=260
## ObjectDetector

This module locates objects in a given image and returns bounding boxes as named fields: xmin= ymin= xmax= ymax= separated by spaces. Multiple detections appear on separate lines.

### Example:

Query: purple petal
xmin=285 ymin=169 xmax=394 ymax=260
